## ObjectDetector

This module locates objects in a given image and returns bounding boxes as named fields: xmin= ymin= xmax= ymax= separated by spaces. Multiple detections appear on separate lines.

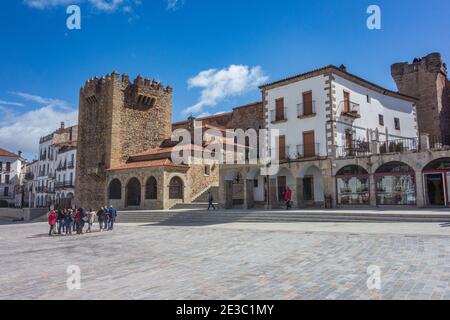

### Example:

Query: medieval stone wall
xmin=391 ymin=52 xmax=450 ymax=137
xmin=75 ymin=72 xmax=173 ymax=210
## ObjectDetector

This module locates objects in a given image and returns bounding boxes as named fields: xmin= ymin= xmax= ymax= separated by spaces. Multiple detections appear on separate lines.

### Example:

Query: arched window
xmin=169 ymin=176 xmax=184 ymax=199
xmin=145 ymin=177 xmax=158 ymax=200
xmin=336 ymin=165 xmax=369 ymax=205
xmin=109 ymin=179 xmax=122 ymax=200
xmin=126 ymin=178 xmax=141 ymax=206
xmin=375 ymin=162 xmax=416 ymax=205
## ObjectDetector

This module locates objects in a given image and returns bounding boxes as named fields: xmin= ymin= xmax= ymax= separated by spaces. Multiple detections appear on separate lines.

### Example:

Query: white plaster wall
xmin=253 ymin=175 xmax=265 ymax=201
xmin=266 ymin=74 xmax=329 ymax=157
xmin=333 ymin=74 xmax=418 ymax=147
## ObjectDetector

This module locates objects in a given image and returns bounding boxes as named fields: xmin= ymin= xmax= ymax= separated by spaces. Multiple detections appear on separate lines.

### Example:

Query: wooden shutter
xmin=303 ymin=91 xmax=313 ymax=115
xmin=343 ymin=91 xmax=350 ymax=112
xmin=303 ymin=131 xmax=315 ymax=157
xmin=278 ymin=135 xmax=286 ymax=160
xmin=275 ymin=98 xmax=284 ymax=121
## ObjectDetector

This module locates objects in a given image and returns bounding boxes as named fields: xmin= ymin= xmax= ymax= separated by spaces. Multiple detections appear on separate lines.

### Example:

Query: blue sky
xmin=0 ymin=0 xmax=449 ymax=159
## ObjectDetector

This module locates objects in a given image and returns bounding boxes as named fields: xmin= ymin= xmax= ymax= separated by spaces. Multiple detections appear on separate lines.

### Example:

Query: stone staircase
xmin=116 ymin=209 xmax=450 ymax=225
xmin=171 ymin=186 xmax=219 ymax=210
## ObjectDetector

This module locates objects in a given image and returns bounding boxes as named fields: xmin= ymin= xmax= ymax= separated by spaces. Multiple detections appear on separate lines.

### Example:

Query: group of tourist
xmin=47 ymin=205 xmax=117 ymax=236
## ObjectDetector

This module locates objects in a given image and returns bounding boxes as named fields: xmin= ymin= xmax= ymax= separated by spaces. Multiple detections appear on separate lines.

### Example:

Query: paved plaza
xmin=1 ymin=219 xmax=450 ymax=300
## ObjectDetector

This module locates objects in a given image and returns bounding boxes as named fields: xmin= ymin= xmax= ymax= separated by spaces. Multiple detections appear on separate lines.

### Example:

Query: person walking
xmin=284 ymin=187 xmax=292 ymax=210
xmin=207 ymin=191 xmax=216 ymax=211
xmin=48 ymin=210 xmax=57 ymax=236
xmin=79 ymin=208 xmax=86 ymax=234
xmin=87 ymin=209 xmax=96 ymax=233
xmin=97 ymin=207 xmax=105 ymax=232
xmin=108 ymin=205 xmax=117 ymax=231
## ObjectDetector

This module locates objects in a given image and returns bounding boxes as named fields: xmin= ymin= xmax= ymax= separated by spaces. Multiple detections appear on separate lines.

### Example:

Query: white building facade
xmin=219 ymin=65 xmax=450 ymax=209
xmin=0 ymin=148 xmax=24 ymax=208
xmin=29 ymin=123 xmax=78 ymax=209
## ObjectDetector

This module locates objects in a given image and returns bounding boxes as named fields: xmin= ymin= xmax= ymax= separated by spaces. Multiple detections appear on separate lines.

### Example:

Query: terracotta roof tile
xmin=107 ymin=159 xmax=189 ymax=171
xmin=0 ymin=148 xmax=19 ymax=158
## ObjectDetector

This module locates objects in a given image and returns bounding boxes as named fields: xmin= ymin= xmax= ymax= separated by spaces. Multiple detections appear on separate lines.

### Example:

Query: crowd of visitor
xmin=47 ymin=205 xmax=117 ymax=236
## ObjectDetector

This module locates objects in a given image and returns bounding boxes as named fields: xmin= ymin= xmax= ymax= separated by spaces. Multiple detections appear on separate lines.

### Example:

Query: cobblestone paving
xmin=1 ymin=222 xmax=450 ymax=300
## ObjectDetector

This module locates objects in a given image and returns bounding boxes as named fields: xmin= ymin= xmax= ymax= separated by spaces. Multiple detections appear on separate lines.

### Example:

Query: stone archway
xmin=108 ymin=179 xmax=122 ymax=200
xmin=224 ymin=170 xmax=244 ymax=209
xmin=298 ymin=165 xmax=324 ymax=207
xmin=126 ymin=178 xmax=141 ymax=207
xmin=169 ymin=176 xmax=184 ymax=200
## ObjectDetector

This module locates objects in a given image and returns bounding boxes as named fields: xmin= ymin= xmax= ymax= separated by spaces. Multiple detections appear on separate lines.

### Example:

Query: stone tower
xmin=75 ymin=71 xmax=173 ymax=209
xmin=391 ymin=52 xmax=450 ymax=137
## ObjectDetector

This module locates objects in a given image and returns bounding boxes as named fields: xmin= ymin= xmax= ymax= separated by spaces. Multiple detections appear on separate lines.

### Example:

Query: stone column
xmin=415 ymin=171 xmax=425 ymax=207
xmin=269 ymin=178 xmax=278 ymax=209
xmin=246 ymin=179 xmax=255 ymax=209
xmin=225 ymin=180 xmax=233 ymax=209
xmin=296 ymin=177 xmax=304 ymax=208
xmin=369 ymin=174 xmax=377 ymax=207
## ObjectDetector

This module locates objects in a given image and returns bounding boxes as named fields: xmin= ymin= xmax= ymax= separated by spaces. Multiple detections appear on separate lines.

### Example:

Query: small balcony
xmin=295 ymin=143 xmax=320 ymax=159
xmin=297 ymin=101 xmax=316 ymax=118
xmin=340 ymin=101 xmax=361 ymax=119
xmin=55 ymin=180 xmax=74 ymax=189
xmin=270 ymin=108 xmax=288 ymax=124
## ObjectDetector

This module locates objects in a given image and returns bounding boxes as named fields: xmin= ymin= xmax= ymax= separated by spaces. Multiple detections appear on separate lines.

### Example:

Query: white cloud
xmin=184 ymin=65 xmax=268 ymax=115
xmin=0 ymin=100 xmax=25 ymax=107
xmin=0 ymin=93 xmax=78 ymax=159
xmin=167 ymin=0 xmax=184 ymax=11
xmin=24 ymin=0 xmax=139 ymax=12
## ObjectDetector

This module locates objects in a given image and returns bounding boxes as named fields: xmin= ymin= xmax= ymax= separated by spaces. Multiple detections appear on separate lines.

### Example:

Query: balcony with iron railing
xmin=57 ymin=162 xmax=67 ymax=171
xmin=270 ymin=108 xmax=288 ymax=124
xmin=0 ymin=192 xmax=13 ymax=199
xmin=67 ymin=161 xmax=75 ymax=169
xmin=340 ymin=101 xmax=361 ymax=119
xmin=297 ymin=101 xmax=316 ymax=118
xmin=295 ymin=143 xmax=320 ymax=159
xmin=55 ymin=180 xmax=74 ymax=189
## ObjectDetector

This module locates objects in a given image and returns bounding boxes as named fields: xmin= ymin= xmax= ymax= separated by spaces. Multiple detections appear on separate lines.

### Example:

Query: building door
xmin=447 ymin=173 xmax=450 ymax=206
xmin=343 ymin=91 xmax=350 ymax=112
xmin=425 ymin=174 xmax=445 ymax=206
xmin=303 ymin=177 xmax=314 ymax=201
xmin=278 ymin=135 xmax=286 ymax=161
xmin=277 ymin=176 xmax=287 ymax=202
xmin=303 ymin=131 xmax=315 ymax=157
xmin=302 ymin=91 xmax=313 ymax=115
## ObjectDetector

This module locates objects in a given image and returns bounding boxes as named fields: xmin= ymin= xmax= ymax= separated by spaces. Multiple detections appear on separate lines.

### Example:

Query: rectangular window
xmin=394 ymin=118 xmax=401 ymax=130
xmin=204 ymin=165 xmax=211 ymax=176
xmin=366 ymin=95 xmax=371 ymax=103
xmin=302 ymin=91 xmax=313 ymax=115
xmin=275 ymin=98 xmax=285 ymax=121
xmin=5 ymin=175 xmax=9 ymax=184
xmin=254 ymin=179 xmax=258 ymax=188
xmin=4 ymin=187 xmax=9 ymax=196
xmin=0 ymin=162 xmax=2 ymax=172
xmin=6 ymin=162 xmax=10 ymax=172
xmin=379 ymin=114 xmax=384 ymax=126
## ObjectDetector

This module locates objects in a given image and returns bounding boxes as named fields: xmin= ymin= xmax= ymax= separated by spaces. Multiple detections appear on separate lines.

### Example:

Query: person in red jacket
xmin=48 ymin=210 xmax=57 ymax=236
xmin=284 ymin=187 xmax=292 ymax=210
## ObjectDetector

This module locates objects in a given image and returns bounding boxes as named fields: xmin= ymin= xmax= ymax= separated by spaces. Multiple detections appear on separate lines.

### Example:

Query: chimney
xmin=60 ymin=121 xmax=65 ymax=130
xmin=18 ymin=151 xmax=22 ymax=158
